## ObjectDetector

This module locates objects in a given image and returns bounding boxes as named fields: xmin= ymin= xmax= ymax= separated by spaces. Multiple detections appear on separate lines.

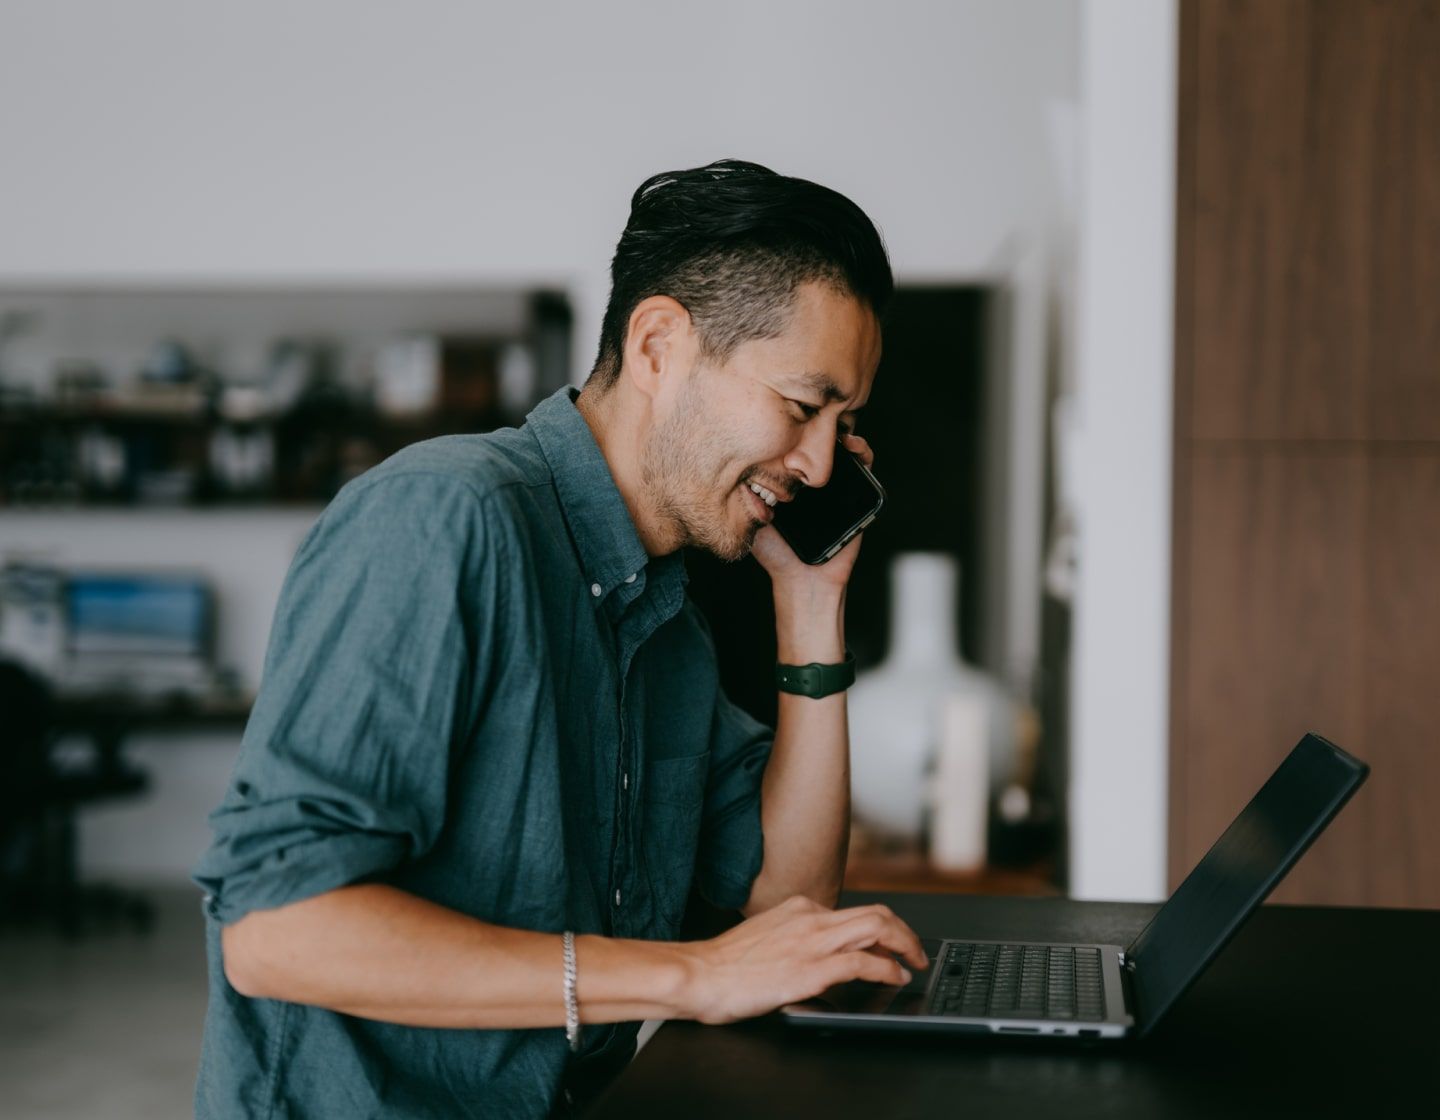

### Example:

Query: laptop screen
xmin=1127 ymin=734 xmax=1368 ymax=1034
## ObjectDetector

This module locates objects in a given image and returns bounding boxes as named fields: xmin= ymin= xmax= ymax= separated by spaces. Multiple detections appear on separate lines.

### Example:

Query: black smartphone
xmin=770 ymin=443 xmax=886 ymax=564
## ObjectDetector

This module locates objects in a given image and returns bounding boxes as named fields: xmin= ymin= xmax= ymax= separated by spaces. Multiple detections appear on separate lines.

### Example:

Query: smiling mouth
xmin=747 ymin=481 xmax=780 ymax=508
xmin=740 ymin=481 xmax=777 ymax=524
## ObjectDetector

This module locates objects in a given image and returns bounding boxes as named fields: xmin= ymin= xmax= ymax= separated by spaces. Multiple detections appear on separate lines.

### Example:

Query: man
xmin=194 ymin=159 xmax=927 ymax=1118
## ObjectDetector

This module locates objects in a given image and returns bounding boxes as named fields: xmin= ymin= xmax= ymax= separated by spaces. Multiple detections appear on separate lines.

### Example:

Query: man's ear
xmin=621 ymin=296 xmax=692 ymax=403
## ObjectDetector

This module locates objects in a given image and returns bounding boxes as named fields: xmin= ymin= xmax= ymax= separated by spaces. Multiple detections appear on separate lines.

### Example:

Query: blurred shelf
xmin=844 ymin=851 xmax=1058 ymax=896
xmin=0 ymin=402 xmax=517 ymax=508
xmin=0 ymin=283 xmax=574 ymax=509
xmin=0 ymin=404 xmax=509 ymax=432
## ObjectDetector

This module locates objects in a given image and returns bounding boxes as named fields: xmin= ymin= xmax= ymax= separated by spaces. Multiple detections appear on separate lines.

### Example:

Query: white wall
xmin=1 ymin=0 xmax=1083 ymax=881
xmin=1 ymin=1 xmax=1077 ymax=329
xmin=1066 ymin=0 xmax=1177 ymax=901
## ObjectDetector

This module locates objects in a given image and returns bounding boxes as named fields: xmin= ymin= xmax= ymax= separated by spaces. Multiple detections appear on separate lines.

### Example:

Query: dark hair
xmin=587 ymin=159 xmax=892 ymax=390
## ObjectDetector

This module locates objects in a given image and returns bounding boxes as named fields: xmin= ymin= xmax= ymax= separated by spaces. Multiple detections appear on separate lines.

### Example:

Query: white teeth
xmin=748 ymin=482 xmax=777 ymax=507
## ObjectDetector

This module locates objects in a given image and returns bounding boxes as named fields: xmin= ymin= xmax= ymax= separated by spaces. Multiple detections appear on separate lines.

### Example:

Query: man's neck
xmin=574 ymin=386 xmax=677 ymax=557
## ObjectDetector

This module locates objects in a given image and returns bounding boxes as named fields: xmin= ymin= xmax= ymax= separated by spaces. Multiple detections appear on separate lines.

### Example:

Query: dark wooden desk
xmin=587 ymin=892 xmax=1440 ymax=1119
xmin=51 ymin=688 xmax=252 ymax=774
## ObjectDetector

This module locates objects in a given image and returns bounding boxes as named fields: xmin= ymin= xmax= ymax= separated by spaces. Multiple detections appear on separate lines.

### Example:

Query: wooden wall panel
xmin=1172 ymin=0 xmax=1440 ymax=909
xmin=1362 ymin=455 xmax=1440 ymax=905
xmin=1366 ymin=5 xmax=1440 ymax=440
xmin=1178 ymin=450 xmax=1371 ymax=905
xmin=1191 ymin=0 xmax=1377 ymax=441
xmin=1190 ymin=0 xmax=1440 ymax=443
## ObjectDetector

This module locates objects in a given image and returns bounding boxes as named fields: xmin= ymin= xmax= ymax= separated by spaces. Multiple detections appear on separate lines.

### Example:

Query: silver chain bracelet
xmin=562 ymin=930 xmax=581 ymax=1052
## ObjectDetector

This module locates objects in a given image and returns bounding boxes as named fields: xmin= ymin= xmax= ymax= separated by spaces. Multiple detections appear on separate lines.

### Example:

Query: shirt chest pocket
xmin=640 ymin=753 xmax=709 ymax=933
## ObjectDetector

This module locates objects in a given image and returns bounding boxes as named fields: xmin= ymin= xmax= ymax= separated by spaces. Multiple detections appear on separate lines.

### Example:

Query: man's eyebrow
xmin=788 ymin=370 xmax=851 ymax=404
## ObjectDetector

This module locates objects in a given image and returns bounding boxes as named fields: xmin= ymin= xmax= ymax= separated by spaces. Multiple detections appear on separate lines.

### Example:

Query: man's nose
xmin=785 ymin=424 xmax=836 ymax=490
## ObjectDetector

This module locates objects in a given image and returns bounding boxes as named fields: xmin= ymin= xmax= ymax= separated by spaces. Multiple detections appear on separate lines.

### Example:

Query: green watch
xmin=775 ymin=651 xmax=856 ymax=698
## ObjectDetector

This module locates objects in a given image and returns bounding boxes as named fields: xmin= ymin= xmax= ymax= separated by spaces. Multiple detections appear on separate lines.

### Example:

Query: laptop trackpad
xmin=800 ymin=939 xmax=940 ymax=1016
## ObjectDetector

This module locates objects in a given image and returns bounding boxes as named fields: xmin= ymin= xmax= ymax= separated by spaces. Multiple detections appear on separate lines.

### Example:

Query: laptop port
xmin=998 ymin=1026 xmax=1040 ymax=1034
xmin=1079 ymin=1029 xmax=1100 ymax=1038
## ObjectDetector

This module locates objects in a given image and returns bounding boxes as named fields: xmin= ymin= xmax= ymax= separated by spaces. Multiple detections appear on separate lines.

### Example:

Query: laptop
xmin=781 ymin=733 xmax=1368 ymax=1041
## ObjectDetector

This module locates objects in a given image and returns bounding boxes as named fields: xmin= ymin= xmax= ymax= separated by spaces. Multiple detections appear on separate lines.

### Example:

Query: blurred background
xmin=1 ymin=1 xmax=1436 ymax=1116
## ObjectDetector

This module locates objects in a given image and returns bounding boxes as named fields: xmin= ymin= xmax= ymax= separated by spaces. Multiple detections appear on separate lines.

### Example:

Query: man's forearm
xmin=746 ymin=586 xmax=852 ymax=912
xmin=223 ymin=881 xmax=929 ymax=1031
xmin=222 ymin=883 xmax=694 ymax=1029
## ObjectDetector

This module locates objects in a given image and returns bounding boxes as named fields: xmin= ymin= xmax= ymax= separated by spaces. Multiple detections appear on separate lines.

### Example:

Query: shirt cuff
xmin=194 ymin=830 xmax=409 ymax=925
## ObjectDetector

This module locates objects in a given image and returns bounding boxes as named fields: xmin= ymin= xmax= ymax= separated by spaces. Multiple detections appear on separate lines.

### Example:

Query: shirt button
xmin=622 ymin=772 xmax=629 ymax=791
xmin=590 ymin=582 xmax=602 ymax=598
xmin=614 ymin=889 xmax=622 ymax=907
xmin=624 ymin=573 xmax=637 ymax=584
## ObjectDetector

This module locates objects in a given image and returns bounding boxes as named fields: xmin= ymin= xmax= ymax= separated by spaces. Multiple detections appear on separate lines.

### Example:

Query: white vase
xmin=848 ymin=552 xmax=1015 ymax=839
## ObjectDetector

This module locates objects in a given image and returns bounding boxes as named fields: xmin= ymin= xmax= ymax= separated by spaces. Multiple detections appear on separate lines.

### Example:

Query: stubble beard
xmin=640 ymin=376 xmax=760 ymax=563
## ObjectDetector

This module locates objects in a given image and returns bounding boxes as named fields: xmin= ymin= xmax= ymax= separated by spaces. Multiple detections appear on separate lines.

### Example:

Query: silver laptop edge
xmin=781 ymin=938 xmax=1135 ymax=1038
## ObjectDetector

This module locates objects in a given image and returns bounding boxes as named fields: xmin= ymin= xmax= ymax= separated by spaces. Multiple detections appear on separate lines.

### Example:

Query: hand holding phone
xmin=770 ymin=442 xmax=886 ymax=564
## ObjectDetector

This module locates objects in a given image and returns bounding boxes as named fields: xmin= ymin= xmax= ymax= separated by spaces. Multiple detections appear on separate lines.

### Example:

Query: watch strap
xmin=775 ymin=651 xmax=856 ymax=698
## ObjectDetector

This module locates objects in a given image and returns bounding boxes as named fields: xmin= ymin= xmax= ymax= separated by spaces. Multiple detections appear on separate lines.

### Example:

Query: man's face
xmin=641 ymin=281 xmax=881 ymax=561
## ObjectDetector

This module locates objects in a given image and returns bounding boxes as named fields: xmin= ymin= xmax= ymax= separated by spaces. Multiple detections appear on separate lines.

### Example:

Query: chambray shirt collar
xmin=526 ymin=388 xmax=686 ymax=609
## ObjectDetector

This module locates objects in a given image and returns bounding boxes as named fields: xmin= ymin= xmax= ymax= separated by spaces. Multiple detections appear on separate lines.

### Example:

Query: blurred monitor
xmin=67 ymin=573 xmax=211 ymax=658
xmin=61 ymin=573 xmax=214 ymax=694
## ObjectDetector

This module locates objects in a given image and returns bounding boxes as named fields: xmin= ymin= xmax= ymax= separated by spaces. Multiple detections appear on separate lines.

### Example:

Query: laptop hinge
xmin=1116 ymin=950 xmax=1146 ymax=1034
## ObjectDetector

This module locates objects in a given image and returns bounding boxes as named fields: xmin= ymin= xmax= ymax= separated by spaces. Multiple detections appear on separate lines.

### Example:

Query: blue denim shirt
xmin=192 ymin=388 xmax=773 ymax=1118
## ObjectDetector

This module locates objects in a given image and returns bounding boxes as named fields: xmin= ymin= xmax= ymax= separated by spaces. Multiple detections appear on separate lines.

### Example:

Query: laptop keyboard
xmin=928 ymin=943 xmax=1107 ymax=1021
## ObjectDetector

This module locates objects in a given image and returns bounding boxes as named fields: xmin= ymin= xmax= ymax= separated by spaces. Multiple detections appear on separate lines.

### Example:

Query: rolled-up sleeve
xmin=193 ymin=471 xmax=492 ymax=925
xmin=695 ymin=688 xmax=773 ymax=911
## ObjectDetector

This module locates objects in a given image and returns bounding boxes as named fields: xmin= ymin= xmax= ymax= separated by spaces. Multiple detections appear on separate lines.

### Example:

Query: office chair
xmin=0 ymin=659 xmax=152 ymax=935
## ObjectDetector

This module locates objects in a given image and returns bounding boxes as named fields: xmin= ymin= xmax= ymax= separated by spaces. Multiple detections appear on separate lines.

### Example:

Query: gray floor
xmin=0 ymin=886 xmax=208 ymax=1120
xmin=0 ymin=886 xmax=664 ymax=1118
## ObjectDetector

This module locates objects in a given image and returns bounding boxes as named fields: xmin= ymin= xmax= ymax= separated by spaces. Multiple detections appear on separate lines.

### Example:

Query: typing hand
xmin=678 ymin=895 xmax=929 ymax=1025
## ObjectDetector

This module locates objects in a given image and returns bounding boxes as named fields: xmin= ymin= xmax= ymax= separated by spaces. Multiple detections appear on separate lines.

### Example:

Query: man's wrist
xmin=577 ymin=935 xmax=705 ymax=1023
xmin=773 ymin=584 xmax=846 ymax=663
xmin=667 ymin=940 xmax=712 ymax=1021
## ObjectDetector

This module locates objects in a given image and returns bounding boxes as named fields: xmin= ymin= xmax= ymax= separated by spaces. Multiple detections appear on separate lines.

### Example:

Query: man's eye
xmin=789 ymin=400 xmax=821 ymax=420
